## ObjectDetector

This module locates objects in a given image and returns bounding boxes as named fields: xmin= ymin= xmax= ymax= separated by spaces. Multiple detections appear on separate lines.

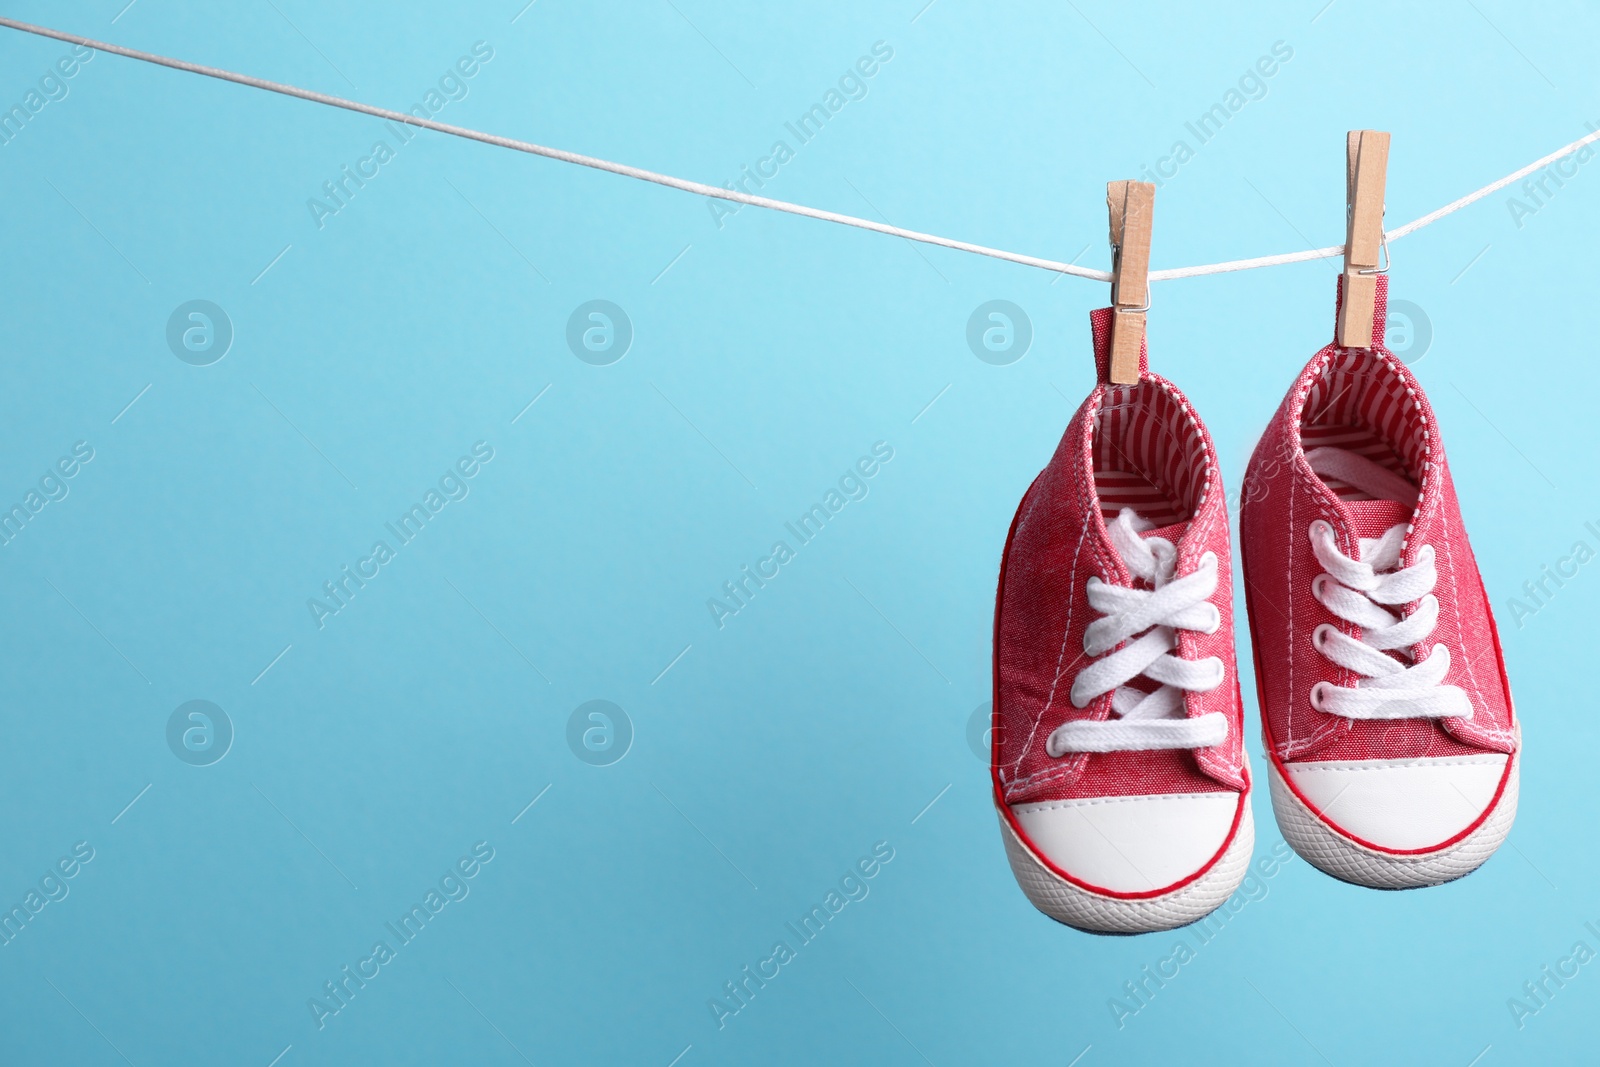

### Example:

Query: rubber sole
xmin=1267 ymin=749 xmax=1519 ymax=889
xmin=997 ymin=797 xmax=1254 ymax=934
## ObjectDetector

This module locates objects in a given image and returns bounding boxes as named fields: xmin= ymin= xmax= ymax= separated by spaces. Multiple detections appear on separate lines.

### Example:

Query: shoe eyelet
xmin=1312 ymin=622 xmax=1337 ymax=652
xmin=1307 ymin=520 xmax=1331 ymax=543
xmin=1044 ymin=729 xmax=1070 ymax=758
xmin=1310 ymin=573 xmax=1331 ymax=603
xmin=1309 ymin=681 xmax=1330 ymax=712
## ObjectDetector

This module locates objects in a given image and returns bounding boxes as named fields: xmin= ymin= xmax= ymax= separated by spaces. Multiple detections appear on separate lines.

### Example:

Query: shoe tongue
xmin=1137 ymin=518 xmax=1192 ymax=580
xmin=1139 ymin=518 xmax=1190 ymax=548
xmin=1342 ymin=498 xmax=1413 ymax=543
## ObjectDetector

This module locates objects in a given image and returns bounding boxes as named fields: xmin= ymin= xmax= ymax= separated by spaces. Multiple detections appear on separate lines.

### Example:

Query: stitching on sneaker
xmin=1287 ymin=411 xmax=1297 ymax=757
xmin=1438 ymin=509 xmax=1488 ymax=719
xmin=1009 ymin=396 xmax=1099 ymax=786
xmin=1012 ymin=791 xmax=1240 ymax=813
xmin=1294 ymin=351 xmax=1369 ymax=755
xmin=1159 ymin=374 xmax=1235 ymax=776
xmin=1012 ymin=511 xmax=1092 ymax=783
xmin=1286 ymin=754 xmax=1506 ymax=773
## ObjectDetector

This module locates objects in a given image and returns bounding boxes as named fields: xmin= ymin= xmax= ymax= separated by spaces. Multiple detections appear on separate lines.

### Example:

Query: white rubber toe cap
xmin=1283 ymin=754 xmax=1510 ymax=852
xmin=1008 ymin=792 xmax=1241 ymax=894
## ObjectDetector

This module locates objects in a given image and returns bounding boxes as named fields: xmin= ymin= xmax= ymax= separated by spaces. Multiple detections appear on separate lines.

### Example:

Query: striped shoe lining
xmin=1092 ymin=382 xmax=1207 ymax=528
xmin=1300 ymin=350 xmax=1426 ymax=503
xmin=1299 ymin=425 xmax=1411 ymax=501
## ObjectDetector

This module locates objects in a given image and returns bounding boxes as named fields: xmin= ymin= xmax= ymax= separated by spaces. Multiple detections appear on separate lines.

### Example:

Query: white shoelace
xmin=1047 ymin=509 xmax=1228 ymax=755
xmin=1304 ymin=448 xmax=1473 ymax=721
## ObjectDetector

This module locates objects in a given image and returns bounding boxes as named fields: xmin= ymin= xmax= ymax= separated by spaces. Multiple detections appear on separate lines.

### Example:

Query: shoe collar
xmin=1283 ymin=274 xmax=1445 ymax=570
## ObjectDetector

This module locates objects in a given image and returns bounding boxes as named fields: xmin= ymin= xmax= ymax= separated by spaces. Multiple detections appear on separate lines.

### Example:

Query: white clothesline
xmin=1 ymin=15 xmax=1594 ymax=284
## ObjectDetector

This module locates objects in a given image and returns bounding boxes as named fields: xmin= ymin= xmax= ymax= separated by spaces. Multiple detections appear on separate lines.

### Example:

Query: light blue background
xmin=0 ymin=1 xmax=1595 ymax=1064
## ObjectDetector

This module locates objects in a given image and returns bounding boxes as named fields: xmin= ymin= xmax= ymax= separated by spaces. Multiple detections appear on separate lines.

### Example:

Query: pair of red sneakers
xmin=991 ymin=276 xmax=1519 ymax=934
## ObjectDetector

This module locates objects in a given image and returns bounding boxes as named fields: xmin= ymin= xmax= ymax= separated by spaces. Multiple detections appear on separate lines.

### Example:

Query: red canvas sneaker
xmin=991 ymin=309 xmax=1252 ymax=934
xmin=1240 ymin=275 xmax=1519 ymax=889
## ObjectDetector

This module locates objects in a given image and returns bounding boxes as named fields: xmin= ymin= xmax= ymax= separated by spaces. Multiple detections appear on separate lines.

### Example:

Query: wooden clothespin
xmin=1337 ymin=129 xmax=1390 ymax=348
xmin=1107 ymin=180 xmax=1154 ymax=384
